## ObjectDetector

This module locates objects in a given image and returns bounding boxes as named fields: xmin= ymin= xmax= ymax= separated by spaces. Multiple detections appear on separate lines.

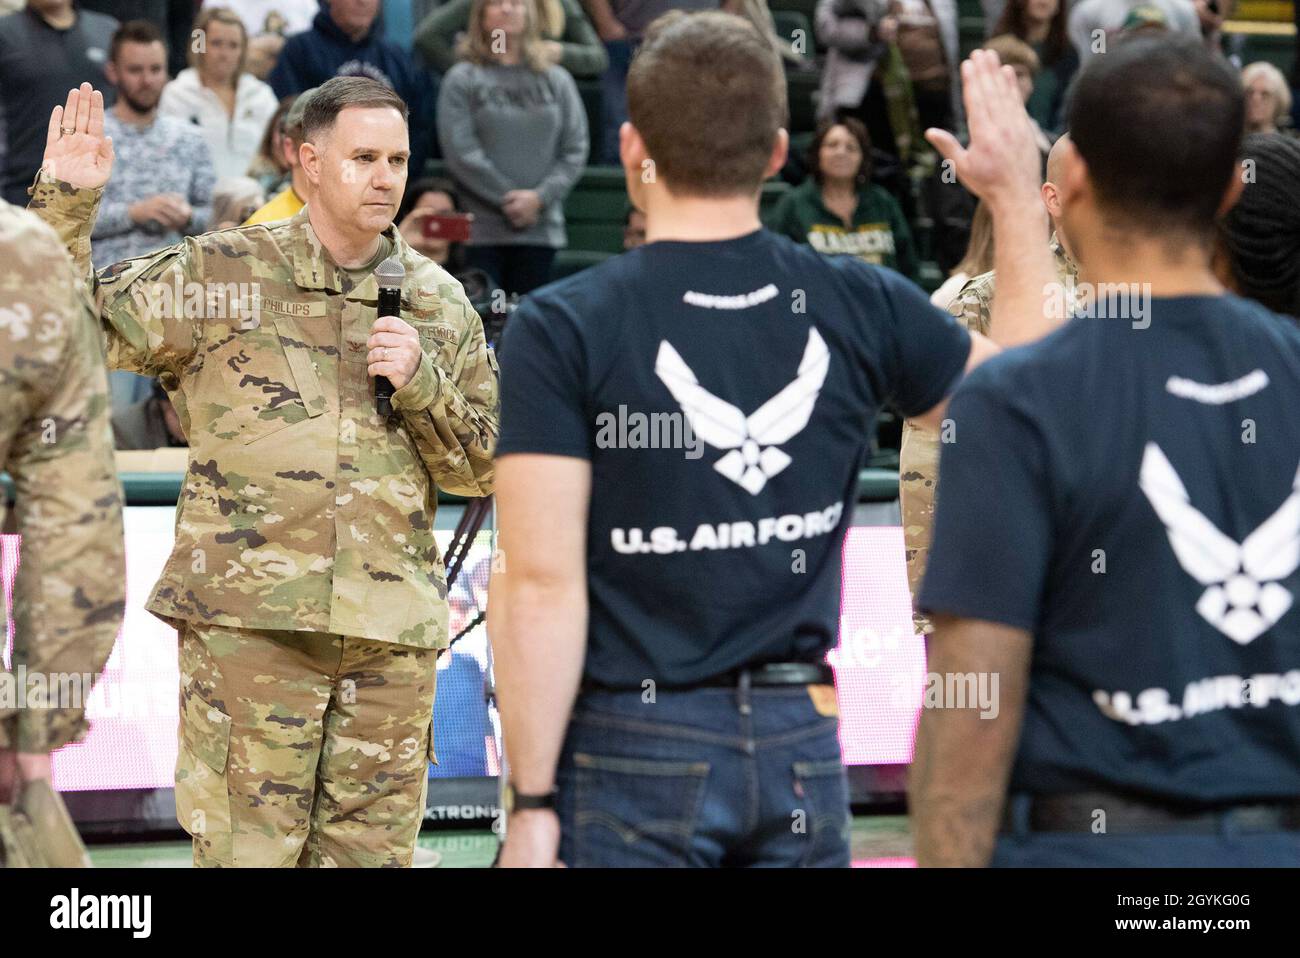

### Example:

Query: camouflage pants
xmin=174 ymin=623 xmax=438 ymax=868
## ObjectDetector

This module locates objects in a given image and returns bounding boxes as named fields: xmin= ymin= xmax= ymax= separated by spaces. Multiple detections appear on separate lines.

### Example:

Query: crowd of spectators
xmin=0 ymin=0 xmax=1296 ymax=442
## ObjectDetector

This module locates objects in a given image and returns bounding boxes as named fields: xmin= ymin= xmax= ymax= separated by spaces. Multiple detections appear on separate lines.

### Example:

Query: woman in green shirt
xmin=766 ymin=116 xmax=919 ymax=281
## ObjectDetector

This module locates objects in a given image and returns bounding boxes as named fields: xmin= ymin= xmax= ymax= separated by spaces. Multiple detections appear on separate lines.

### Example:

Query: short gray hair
xmin=301 ymin=76 xmax=409 ymax=142
xmin=1242 ymin=61 xmax=1292 ymax=124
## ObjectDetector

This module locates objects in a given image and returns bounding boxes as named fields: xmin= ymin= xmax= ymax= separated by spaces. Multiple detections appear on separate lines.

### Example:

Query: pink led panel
xmin=1 ymin=517 xmax=927 ymax=792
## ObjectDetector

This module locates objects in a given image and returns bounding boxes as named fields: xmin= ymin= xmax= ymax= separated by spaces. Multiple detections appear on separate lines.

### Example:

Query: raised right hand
xmin=924 ymin=50 xmax=1040 ymax=213
xmin=42 ymin=82 xmax=115 ymax=190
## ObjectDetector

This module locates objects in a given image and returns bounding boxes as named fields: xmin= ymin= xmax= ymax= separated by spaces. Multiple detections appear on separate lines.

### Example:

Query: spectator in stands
xmin=993 ymin=0 xmax=1077 ymax=132
xmin=0 ymin=0 xmax=118 ymax=207
xmin=112 ymin=380 xmax=188 ymax=449
xmin=982 ymin=34 xmax=1053 ymax=156
xmin=415 ymin=0 xmax=607 ymax=77
xmin=1215 ymin=133 xmax=1300 ymax=317
xmin=1242 ymin=62 xmax=1291 ymax=136
xmin=814 ymin=0 xmax=893 ymax=156
xmin=583 ymin=0 xmax=728 ymax=164
xmin=1191 ymin=0 xmax=1229 ymax=54
xmin=1067 ymin=0 xmax=1197 ymax=59
xmin=876 ymin=0 xmax=960 ymax=133
xmin=207 ymin=0 xmax=324 ymax=77
xmin=437 ymin=0 xmax=588 ymax=295
xmin=160 ymin=6 xmax=280 ymax=181
xmin=270 ymin=0 xmax=438 ymax=180
xmin=395 ymin=175 xmax=495 ymax=303
xmin=246 ymin=94 xmax=297 ymax=192
xmin=766 ymin=116 xmax=918 ymax=280
xmin=211 ymin=175 xmax=266 ymax=227
xmin=94 ymin=21 xmax=215 ymax=270
xmin=398 ymin=175 xmax=460 ymax=264
xmin=243 ymin=86 xmax=315 ymax=223
xmin=623 ymin=204 xmax=645 ymax=249
xmin=215 ymin=0 xmax=321 ymax=37
xmin=930 ymin=200 xmax=992 ymax=307
xmin=81 ymin=0 xmax=194 ymax=76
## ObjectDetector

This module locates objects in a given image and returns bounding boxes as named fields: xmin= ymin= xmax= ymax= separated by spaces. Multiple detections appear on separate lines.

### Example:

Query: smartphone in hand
xmin=422 ymin=212 xmax=473 ymax=243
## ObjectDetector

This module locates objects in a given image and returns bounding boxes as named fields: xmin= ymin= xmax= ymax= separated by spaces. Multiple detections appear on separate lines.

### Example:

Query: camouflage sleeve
xmin=897 ymin=272 xmax=993 ymax=635
xmin=898 ymin=419 xmax=939 ymax=636
xmin=27 ymin=171 xmax=204 ymax=378
xmin=0 ymin=216 xmax=125 ymax=754
xmin=391 ymin=282 xmax=500 ymax=497
xmin=946 ymin=272 xmax=994 ymax=337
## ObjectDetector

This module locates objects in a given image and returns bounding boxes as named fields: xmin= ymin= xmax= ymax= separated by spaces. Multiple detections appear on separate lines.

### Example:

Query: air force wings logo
xmin=654 ymin=328 xmax=830 ymax=495
xmin=1139 ymin=442 xmax=1300 ymax=645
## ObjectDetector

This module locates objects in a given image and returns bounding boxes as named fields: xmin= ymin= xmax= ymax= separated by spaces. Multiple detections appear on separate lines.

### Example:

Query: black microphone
xmin=374 ymin=256 xmax=405 ymax=418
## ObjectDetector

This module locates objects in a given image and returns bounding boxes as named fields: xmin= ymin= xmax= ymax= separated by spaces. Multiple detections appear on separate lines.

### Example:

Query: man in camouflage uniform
xmin=0 ymin=197 xmax=125 ymax=862
xmin=30 ymin=77 xmax=499 ymax=866
xmin=900 ymin=136 xmax=1078 ymax=635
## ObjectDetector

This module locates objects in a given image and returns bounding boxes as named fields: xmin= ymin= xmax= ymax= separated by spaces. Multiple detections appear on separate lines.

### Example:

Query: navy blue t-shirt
xmin=920 ymin=295 xmax=1300 ymax=803
xmin=497 ymin=228 xmax=971 ymax=687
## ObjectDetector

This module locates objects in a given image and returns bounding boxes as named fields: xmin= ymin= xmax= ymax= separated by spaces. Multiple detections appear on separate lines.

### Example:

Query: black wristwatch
xmin=503 ymin=783 xmax=557 ymax=814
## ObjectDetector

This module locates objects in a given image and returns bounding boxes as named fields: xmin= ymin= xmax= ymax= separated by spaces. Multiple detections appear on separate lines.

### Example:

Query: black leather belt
xmin=1001 ymin=790 xmax=1300 ymax=835
xmin=581 ymin=661 xmax=834 ymax=694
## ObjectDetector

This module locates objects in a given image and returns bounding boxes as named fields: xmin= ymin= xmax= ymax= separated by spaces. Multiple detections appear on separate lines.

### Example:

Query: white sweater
xmin=160 ymin=69 xmax=281 ymax=182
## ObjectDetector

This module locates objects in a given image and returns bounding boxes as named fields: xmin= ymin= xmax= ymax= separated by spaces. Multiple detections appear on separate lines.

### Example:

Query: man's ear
xmin=764 ymin=128 xmax=790 ymax=181
xmin=299 ymin=140 xmax=320 ymax=185
xmin=1216 ymin=163 xmax=1246 ymax=218
xmin=1040 ymin=181 xmax=1061 ymax=220
xmin=1058 ymin=138 xmax=1089 ymax=210
xmin=104 ymin=61 xmax=119 ymax=86
xmin=620 ymin=122 xmax=649 ymax=208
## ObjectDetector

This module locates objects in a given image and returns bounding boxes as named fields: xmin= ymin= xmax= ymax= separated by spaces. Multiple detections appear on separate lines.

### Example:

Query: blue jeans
xmin=555 ymin=683 xmax=851 ymax=867
xmin=599 ymin=39 xmax=637 ymax=165
xmin=993 ymin=794 xmax=1300 ymax=866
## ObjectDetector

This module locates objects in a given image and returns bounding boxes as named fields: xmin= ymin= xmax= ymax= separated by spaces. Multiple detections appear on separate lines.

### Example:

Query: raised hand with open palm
xmin=924 ymin=49 xmax=1041 ymax=211
xmin=41 ymin=83 xmax=115 ymax=191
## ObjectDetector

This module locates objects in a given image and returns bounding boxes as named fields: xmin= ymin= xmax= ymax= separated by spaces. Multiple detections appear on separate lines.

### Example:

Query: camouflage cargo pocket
xmin=175 ymin=690 xmax=233 ymax=860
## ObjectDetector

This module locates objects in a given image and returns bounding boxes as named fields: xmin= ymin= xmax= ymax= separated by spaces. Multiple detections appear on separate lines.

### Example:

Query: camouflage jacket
xmin=29 ymin=175 xmax=500 ymax=649
xmin=0 ymin=199 xmax=125 ymax=752
xmin=899 ymin=235 xmax=1077 ymax=631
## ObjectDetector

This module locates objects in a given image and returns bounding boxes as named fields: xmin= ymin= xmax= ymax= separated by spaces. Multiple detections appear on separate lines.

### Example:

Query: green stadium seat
xmin=1235 ymin=30 xmax=1295 ymax=73
xmin=787 ymin=68 xmax=821 ymax=134
xmin=564 ymin=187 xmax=629 ymax=222
xmin=562 ymin=164 xmax=631 ymax=257
xmin=857 ymin=467 xmax=900 ymax=502
xmin=566 ymin=221 xmax=626 ymax=252
xmin=768 ymin=0 xmax=819 ymax=25
xmin=760 ymin=178 xmax=792 ymax=217
xmin=554 ymin=249 xmax=616 ymax=279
